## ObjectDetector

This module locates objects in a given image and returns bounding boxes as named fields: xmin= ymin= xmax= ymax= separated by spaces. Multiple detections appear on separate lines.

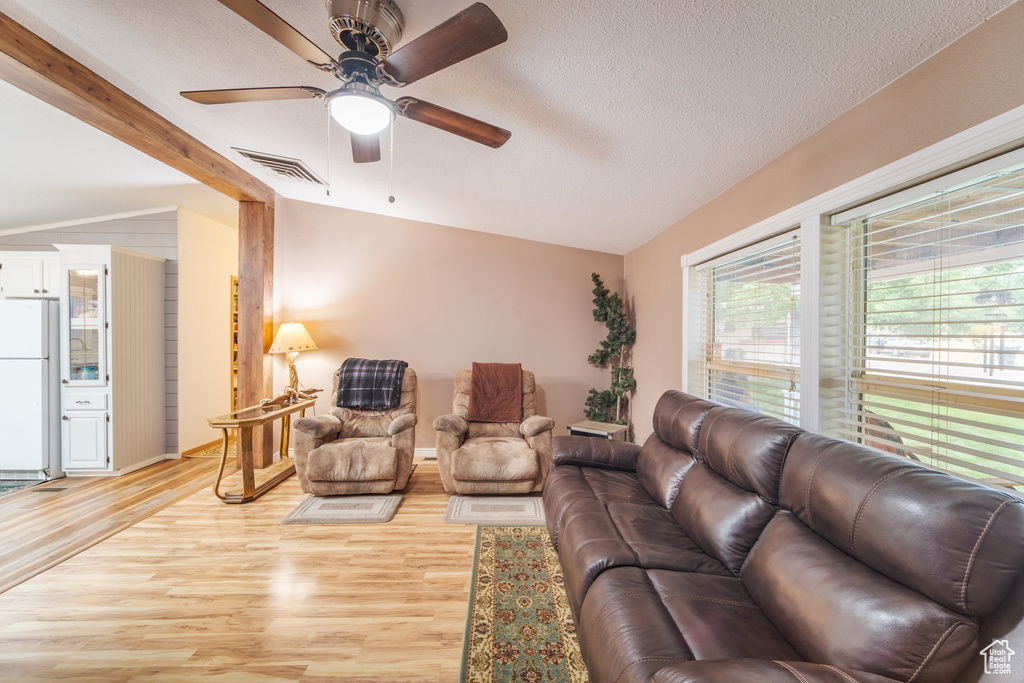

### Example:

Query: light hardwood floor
xmin=0 ymin=457 xmax=220 ymax=594
xmin=0 ymin=458 xmax=479 ymax=682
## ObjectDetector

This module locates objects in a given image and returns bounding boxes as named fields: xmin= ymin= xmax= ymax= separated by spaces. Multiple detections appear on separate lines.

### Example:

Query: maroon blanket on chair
xmin=467 ymin=362 xmax=522 ymax=422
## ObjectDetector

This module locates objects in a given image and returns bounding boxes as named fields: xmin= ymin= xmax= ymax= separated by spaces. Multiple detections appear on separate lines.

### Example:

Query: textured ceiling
xmin=0 ymin=0 xmax=1016 ymax=253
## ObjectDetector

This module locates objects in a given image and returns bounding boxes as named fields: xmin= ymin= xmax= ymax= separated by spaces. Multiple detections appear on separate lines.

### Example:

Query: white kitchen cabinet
xmin=61 ymin=411 xmax=108 ymax=469
xmin=57 ymin=245 xmax=166 ymax=475
xmin=0 ymin=252 xmax=59 ymax=298
xmin=60 ymin=263 xmax=106 ymax=387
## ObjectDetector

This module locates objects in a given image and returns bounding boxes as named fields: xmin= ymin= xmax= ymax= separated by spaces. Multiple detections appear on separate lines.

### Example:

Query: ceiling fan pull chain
xmin=388 ymin=121 xmax=396 ymax=203
xmin=326 ymin=107 xmax=332 ymax=197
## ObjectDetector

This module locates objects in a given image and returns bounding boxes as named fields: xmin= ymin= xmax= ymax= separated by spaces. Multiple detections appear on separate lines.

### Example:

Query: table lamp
xmin=269 ymin=322 xmax=317 ymax=391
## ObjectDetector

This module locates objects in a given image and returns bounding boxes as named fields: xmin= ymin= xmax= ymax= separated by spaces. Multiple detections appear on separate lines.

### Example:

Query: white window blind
xmin=835 ymin=165 xmax=1024 ymax=487
xmin=694 ymin=234 xmax=801 ymax=424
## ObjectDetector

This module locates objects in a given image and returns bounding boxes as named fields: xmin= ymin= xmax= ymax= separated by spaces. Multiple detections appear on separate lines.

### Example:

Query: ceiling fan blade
xmin=395 ymin=97 xmax=510 ymax=149
xmin=181 ymin=86 xmax=326 ymax=104
xmin=217 ymin=0 xmax=336 ymax=68
xmin=351 ymin=132 xmax=381 ymax=163
xmin=377 ymin=3 xmax=507 ymax=86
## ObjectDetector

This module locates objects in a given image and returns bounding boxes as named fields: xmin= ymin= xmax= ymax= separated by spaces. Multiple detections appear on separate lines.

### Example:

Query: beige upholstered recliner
xmin=433 ymin=368 xmax=554 ymax=494
xmin=292 ymin=368 xmax=417 ymax=495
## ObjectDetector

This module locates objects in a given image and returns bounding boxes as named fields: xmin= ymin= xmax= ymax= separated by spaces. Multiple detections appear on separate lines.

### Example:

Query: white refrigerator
xmin=0 ymin=299 xmax=63 ymax=480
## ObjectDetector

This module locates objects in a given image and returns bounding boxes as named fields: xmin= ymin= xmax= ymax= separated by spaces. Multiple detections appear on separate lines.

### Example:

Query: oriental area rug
xmin=461 ymin=526 xmax=589 ymax=683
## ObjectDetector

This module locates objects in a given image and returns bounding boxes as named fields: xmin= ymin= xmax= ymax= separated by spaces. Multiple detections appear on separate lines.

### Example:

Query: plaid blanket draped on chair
xmin=336 ymin=358 xmax=409 ymax=411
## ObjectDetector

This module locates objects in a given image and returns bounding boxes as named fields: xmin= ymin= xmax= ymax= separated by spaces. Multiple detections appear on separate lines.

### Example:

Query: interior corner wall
xmin=176 ymin=207 xmax=238 ymax=452
xmin=274 ymin=198 xmax=623 ymax=448
xmin=623 ymin=0 xmax=1024 ymax=443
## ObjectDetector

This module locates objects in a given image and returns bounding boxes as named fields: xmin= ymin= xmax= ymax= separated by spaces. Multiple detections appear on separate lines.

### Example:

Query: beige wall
xmin=274 ymin=199 xmax=623 ymax=448
xmin=177 ymin=208 xmax=238 ymax=451
xmin=624 ymin=1 xmax=1024 ymax=442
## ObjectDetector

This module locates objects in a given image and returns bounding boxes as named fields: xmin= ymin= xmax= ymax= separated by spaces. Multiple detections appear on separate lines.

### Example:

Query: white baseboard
xmin=0 ymin=469 xmax=48 ymax=480
xmin=66 ymin=453 xmax=168 ymax=477
xmin=118 ymin=454 xmax=170 ymax=475
xmin=416 ymin=447 xmax=437 ymax=460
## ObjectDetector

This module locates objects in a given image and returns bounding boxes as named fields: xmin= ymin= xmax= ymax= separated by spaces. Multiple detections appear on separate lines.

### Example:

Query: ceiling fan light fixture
xmin=328 ymin=89 xmax=393 ymax=135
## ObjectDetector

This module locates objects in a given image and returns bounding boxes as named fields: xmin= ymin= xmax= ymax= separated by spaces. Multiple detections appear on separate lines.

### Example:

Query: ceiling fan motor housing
xmin=326 ymin=0 xmax=404 ymax=58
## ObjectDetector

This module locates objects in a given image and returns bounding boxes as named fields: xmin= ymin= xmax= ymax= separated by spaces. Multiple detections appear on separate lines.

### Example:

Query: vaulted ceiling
xmin=0 ymin=0 xmax=1016 ymax=254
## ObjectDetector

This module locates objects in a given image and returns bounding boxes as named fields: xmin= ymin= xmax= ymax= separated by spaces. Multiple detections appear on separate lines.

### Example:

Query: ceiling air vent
xmin=232 ymin=148 xmax=325 ymax=185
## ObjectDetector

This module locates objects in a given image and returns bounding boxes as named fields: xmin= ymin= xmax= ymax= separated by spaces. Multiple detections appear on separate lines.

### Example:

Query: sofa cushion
xmin=557 ymin=499 xmax=729 ymax=615
xmin=652 ymin=660 xmax=903 ymax=683
xmin=741 ymin=512 xmax=979 ymax=683
xmin=466 ymin=420 xmax=523 ymax=439
xmin=646 ymin=570 xmax=802 ymax=662
xmin=608 ymin=503 xmax=726 ymax=575
xmin=543 ymin=465 xmax=660 ymax=550
xmin=451 ymin=436 xmax=538 ymax=482
xmin=650 ymin=390 xmax=717 ymax=453
xmin=633 ymin=391 xmax=716 ymax=508
xmin=579 ymin=567 xmax=800 ymax=683
xmin=637 ymin=433 xmax=698 ymax=508
xmin=306 ymin=437 xmax=397 ymax=482
xmin=671 ymin=463 xmax=776 ymax=575
xmin=698 ymin=406 xmax=801 ymax=504
xmin=780 ymin=431 xmax=1024 ymax=618
xmin=578 ymin=566 xmax=694 ymax=683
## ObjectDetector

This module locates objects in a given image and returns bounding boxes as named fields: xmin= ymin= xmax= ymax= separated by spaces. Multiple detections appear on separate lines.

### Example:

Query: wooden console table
xmin=208 ymin=398 xmax=315 ymax=503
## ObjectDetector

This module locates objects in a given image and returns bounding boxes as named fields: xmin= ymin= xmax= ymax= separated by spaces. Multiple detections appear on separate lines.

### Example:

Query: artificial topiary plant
xmin=585 ymin=273 xmax=636 ymax=430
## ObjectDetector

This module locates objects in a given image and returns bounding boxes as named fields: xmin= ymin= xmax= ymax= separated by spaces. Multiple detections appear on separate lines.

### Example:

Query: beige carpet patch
xmin=282 ymin=493 xmax=403 ymax=524
xmin=444 ymin=494 xmax=545 ymax=525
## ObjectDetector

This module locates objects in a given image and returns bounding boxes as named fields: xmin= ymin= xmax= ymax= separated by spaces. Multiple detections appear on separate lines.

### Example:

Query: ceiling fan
xmin=181 ymin=0 xmax=511 ymax=163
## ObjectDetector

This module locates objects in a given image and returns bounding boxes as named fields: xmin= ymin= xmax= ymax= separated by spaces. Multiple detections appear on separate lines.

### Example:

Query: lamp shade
xmin=328 ymin=91 xmax=393 ymax=135
xmin=269 ymin=322 xmax=317 ymax=354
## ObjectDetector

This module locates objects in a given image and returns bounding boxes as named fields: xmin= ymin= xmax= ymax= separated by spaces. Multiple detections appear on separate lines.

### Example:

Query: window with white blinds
xmin=834 ymin=165 xmax=1024 ymax=487
xmin=694 ymin=234 xmax=801 ymax=425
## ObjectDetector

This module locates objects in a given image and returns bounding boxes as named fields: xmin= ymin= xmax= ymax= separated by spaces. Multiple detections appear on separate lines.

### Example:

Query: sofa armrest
xmin=434 ymin=414 xmax=467 ymax=494
xmin=293 ymin=414 xmax=342 ymax=441
xmin=433 ymin=414 xmax=468 ymax=436
xmin=388 ymin=413 xmax=417 ymax=436
xmin=552 ymin=435 xmax=641 ymax=472
xmin=521 ymin=415 xmax=555 ymax=437
xmin=651 ymin=660 xmax=902 ymax=683
xmin=292 ymin=414 xmax=342 ymax=494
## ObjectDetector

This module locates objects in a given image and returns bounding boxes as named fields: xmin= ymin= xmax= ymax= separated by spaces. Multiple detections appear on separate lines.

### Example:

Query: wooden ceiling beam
xmin=0 ymin=11 xmax=274 ymax=206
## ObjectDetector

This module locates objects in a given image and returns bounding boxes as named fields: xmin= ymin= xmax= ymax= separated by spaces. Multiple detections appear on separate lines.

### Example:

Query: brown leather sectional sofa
xmin=543 ymin=391 xmax=1024 ymax=683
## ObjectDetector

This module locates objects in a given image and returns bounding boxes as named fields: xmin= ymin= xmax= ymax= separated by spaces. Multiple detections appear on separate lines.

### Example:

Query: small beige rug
xmin=283 ymin=493 xmax=403 ymax=524
xmin=443 ymin=494 xmax=545 ymax=525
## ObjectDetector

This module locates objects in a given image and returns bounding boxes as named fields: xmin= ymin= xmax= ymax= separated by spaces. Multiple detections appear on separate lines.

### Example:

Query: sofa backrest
xmin=669 ymin=406 xmax=801 ymax=575
xmin=740 ymin=431 xmax=1024 ymax=683
xmin=329 ymin=367 xmax=417 ymax=438
xmin=780 ymin=432 xmax=1024 ymax=617
xmin=636 ymin=391 xmax=716 ymax=508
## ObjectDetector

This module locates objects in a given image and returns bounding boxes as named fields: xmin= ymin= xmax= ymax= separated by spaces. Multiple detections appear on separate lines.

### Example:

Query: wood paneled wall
xmin=110 ymin=248 xmax=166 ymax=469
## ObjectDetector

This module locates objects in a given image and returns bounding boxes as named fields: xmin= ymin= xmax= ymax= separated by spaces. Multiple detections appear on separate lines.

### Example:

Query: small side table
xmin=207 ymin=398 xmax=315 ymax=504
xmin=567 ymin=420 xmax=628 ymax=441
